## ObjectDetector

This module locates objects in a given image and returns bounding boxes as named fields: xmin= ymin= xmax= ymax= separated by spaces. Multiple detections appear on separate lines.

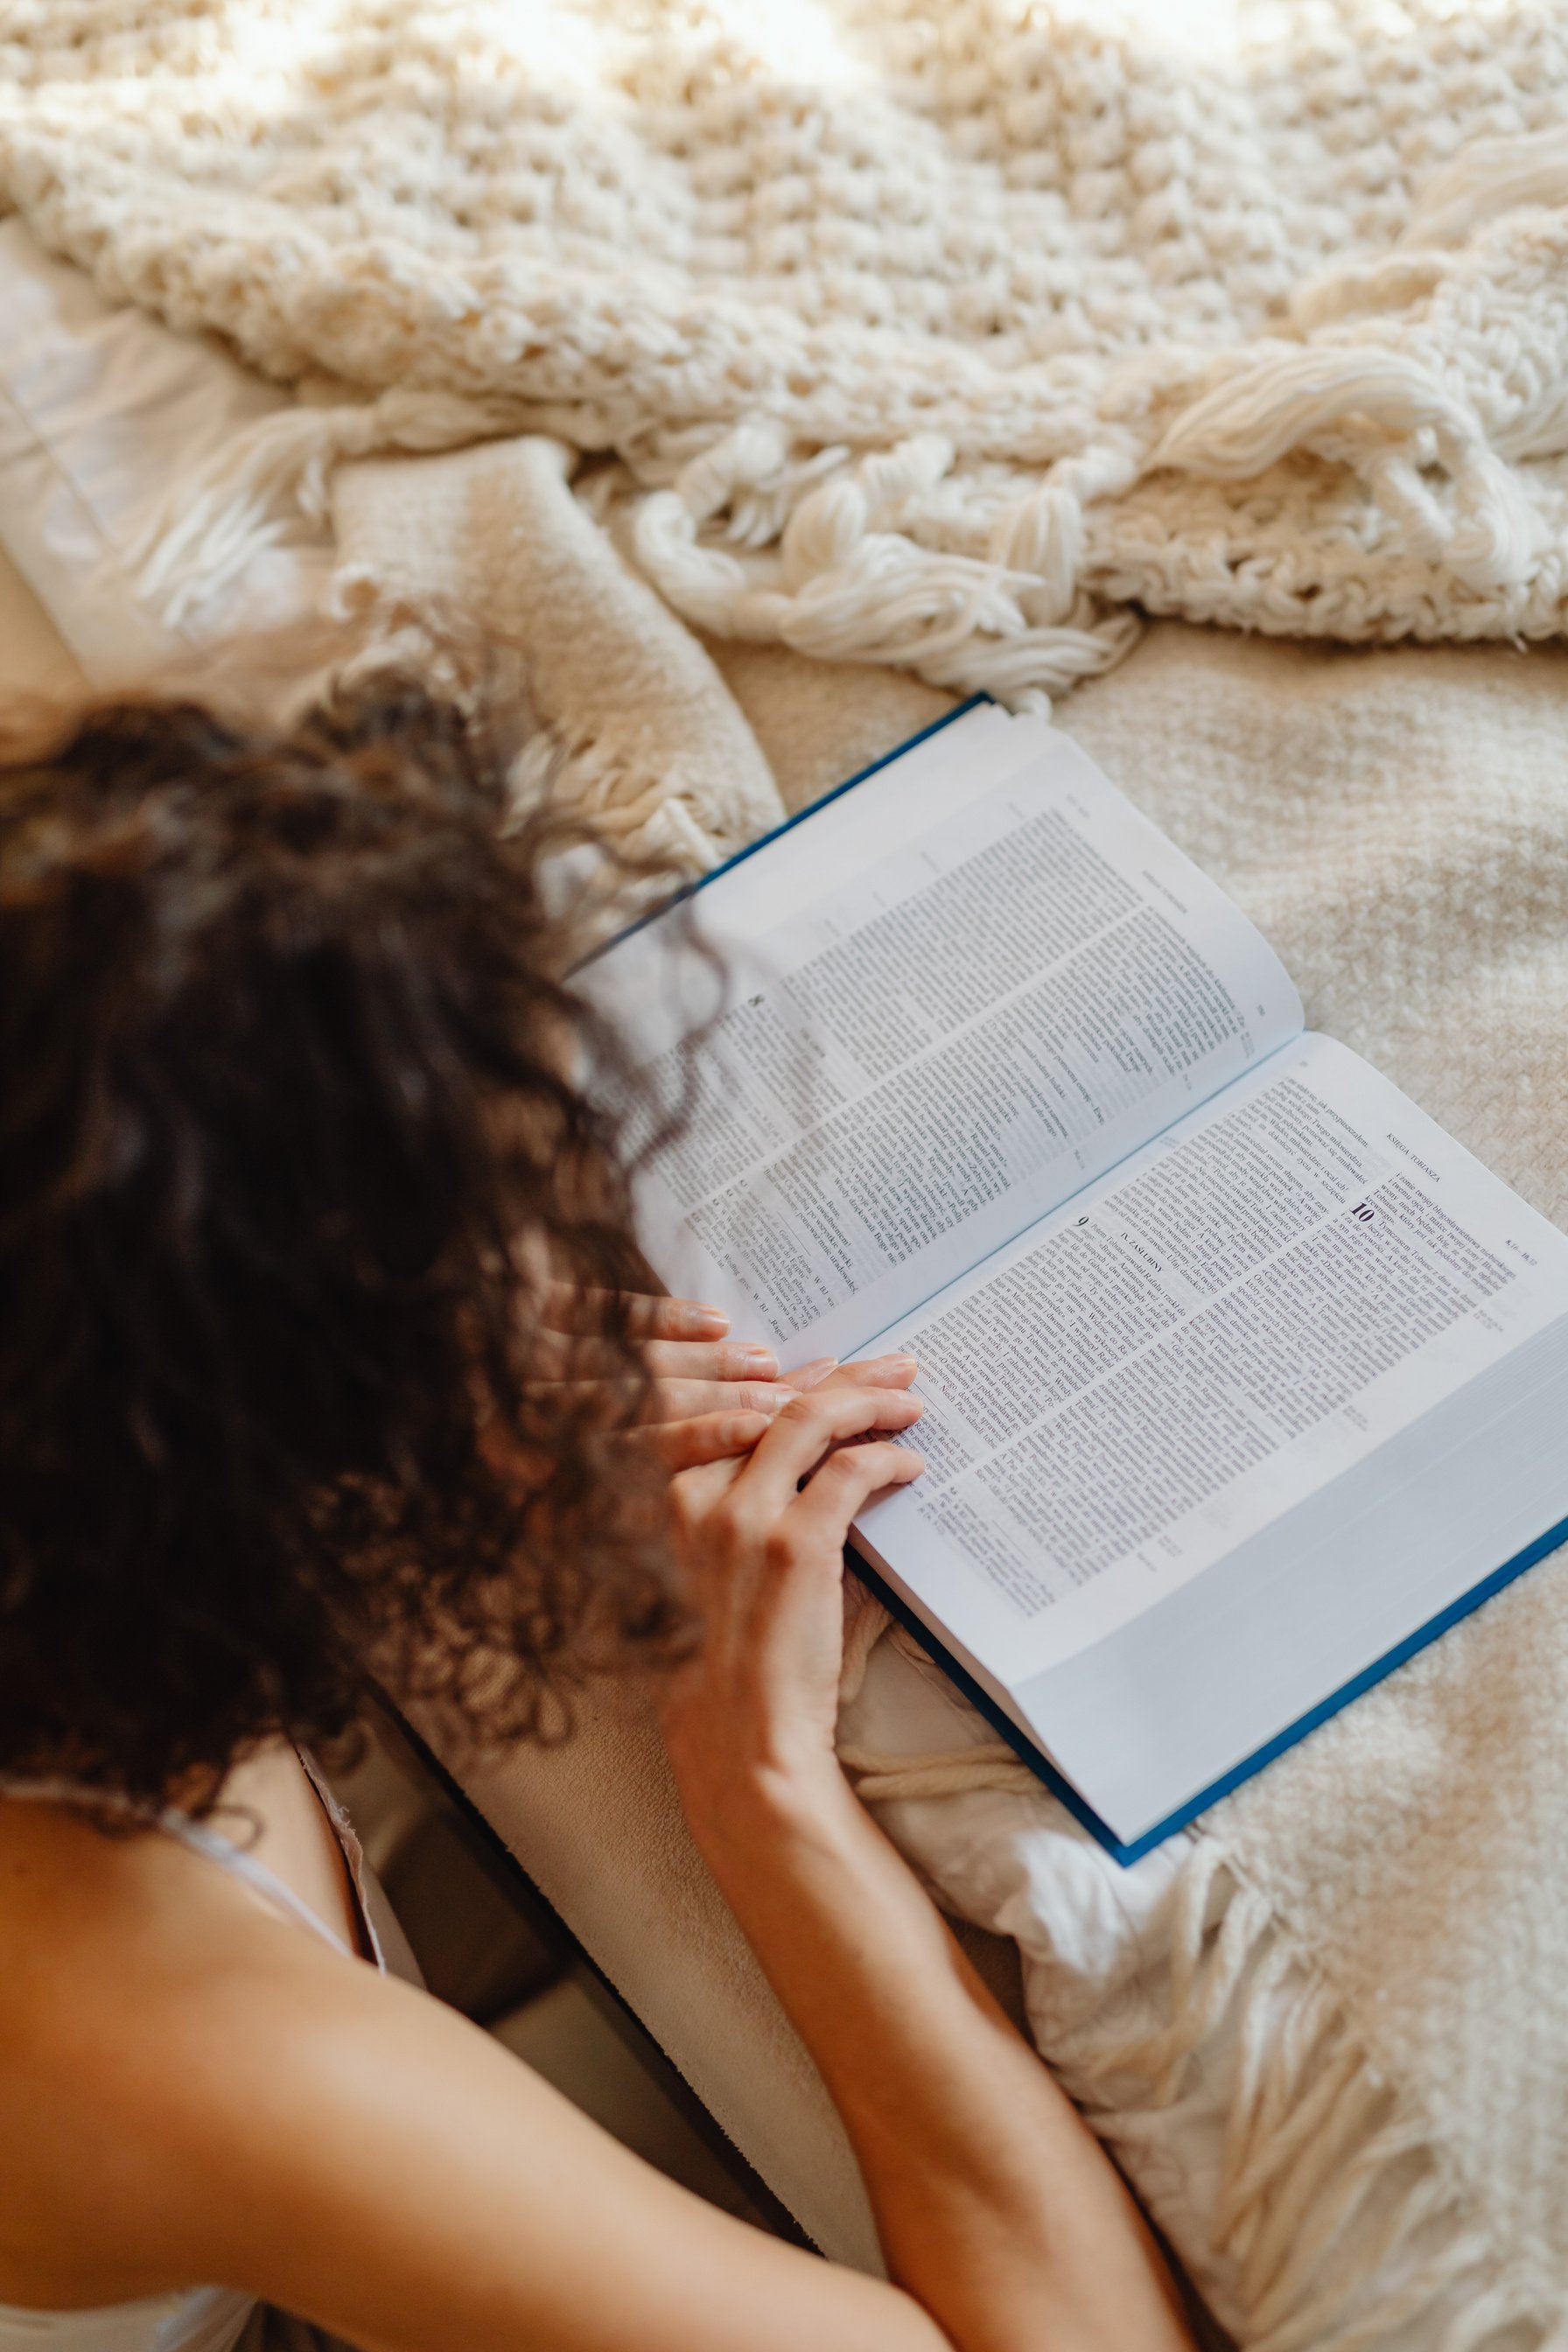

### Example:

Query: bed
xmin=5 ymin=212 xmax=1568 ymax=2350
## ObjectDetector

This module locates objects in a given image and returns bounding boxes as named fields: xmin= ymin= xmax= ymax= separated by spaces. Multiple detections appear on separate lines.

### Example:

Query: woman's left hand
xmin=533 ymin=1285 xmax=836 ymax=1470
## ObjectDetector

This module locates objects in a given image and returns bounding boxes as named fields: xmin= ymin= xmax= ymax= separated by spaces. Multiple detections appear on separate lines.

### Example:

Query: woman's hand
xmin=534 ymin=1284 xmax=837 ymax=1471
xmin=658 ymin=1364 xmax=1194 ymax=2352
xmin=662 ymin=1363 xmax=924 ymax=1849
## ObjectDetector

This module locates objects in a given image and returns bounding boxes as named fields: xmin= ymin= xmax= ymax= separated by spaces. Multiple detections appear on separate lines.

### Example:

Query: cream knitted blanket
xmin=4 ymin=0 xmax=1568 ymax=704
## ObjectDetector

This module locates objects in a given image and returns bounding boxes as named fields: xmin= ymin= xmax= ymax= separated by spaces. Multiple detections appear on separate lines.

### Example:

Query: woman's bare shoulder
xmin=0 ymin=1796 xmax=939 ymax=2352
xmin=0 ymin=1795 xmax=388 ymax=2301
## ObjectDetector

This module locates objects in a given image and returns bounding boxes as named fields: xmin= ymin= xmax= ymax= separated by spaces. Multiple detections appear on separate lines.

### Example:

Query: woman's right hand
xmin=658 ymin=1363 xmax=1194 ymax=2352
xmin=661 ymin=1363 xmax=924 ymax=1857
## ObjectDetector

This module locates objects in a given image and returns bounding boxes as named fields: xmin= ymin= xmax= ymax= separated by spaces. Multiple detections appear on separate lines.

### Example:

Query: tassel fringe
xmin=114 ymin=128 xmax=1568 ymax=699
xmin=330 ymin=577 xmax=726 ymax=877
xmin=123 ymin=387 xmax=530 ymax=634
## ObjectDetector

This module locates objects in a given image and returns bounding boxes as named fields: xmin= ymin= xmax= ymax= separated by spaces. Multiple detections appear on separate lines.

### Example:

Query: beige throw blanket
xmin=4 ymin=0 xmax=1568 ymax=709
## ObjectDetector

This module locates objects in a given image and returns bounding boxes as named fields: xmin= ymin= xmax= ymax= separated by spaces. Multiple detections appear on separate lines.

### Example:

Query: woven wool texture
xmin=3 ymin=0 xmax=1568 ymax=703
xmin=331 ymin=438 xmax=787 ymax=864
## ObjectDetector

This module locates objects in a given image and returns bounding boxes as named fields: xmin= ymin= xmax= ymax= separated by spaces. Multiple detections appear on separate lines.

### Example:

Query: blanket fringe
xmin=332 ymin=582 xmax=726 ymax=876
xmin=839 ymin=1610 xmax=1564 ymax=2351
xmin=125 ymin=387 xmax=528 ymax=633
xmin=80 ymin=117 xmax=1568 ymax=685
xmin=1401 ymin=124 xmax=1568 ymax=250
xmin=632 ymin=421 xmax=1142 ymax=707
xmin=1144 ymin=345 xmax=1542 ymax=594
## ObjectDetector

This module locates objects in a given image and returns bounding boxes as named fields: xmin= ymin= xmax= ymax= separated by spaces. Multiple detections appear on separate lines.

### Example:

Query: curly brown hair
xmin=0 ymin=677 xmax=688 ymax=1812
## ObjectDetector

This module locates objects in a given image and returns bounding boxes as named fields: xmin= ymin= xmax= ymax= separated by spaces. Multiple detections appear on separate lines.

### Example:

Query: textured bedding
xmin=0 ymin=539 xmax=81 ymax=707
xmin=4 ymin=0 xmax=1568 ymax=710
xmin=4 ymin=213 xmax=1568 ymax=2349
xmin=828 ymin=620 xmax=1568 ymax=2347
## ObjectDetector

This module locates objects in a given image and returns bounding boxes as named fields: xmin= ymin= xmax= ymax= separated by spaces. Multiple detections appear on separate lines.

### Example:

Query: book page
xmin=1020 ymin=1308 xmax=1568 ymax=1846
xmin=854 ymin=1034 xmax=1568 ymax=1708
xmin=581 ymin=713 xmax=1302 ymax=1363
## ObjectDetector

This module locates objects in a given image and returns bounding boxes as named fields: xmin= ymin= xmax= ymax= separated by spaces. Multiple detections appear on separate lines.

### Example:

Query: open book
xmin=581 ymin=701 xmax=1568 ymax=1862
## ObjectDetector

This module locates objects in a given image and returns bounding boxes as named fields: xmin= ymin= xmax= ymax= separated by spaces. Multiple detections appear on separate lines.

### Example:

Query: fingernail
xmin=786 ymin=1356 xmax=838 ymax=1390
xmin=691 ymin=1305 xmax=730 ymax=1335
xmin=741 ymin=1345 xmax=780 ymax=1376
xmin=867 ymin=1353 xmax=918 ymax=1376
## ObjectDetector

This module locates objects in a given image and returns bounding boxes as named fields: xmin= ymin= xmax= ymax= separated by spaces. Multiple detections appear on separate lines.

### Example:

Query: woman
xmin=0 ymin=682 xmax=1192 ymax=2352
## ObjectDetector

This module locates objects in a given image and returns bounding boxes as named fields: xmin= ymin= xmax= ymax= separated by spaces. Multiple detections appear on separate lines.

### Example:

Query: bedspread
xmin=4 ymin=206 xmax=1566 ymax=2331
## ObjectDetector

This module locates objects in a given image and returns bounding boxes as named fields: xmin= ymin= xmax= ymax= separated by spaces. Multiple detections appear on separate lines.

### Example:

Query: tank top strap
xmin=0 ymin=1769 xmax=361 ymax=1962
xmin=153 ymin=1806 xmax=352 ymax=1956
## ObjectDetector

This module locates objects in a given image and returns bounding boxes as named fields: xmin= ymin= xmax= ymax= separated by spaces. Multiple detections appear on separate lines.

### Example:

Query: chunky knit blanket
xmin=3 ymin=0 xmax=1568 ymax=701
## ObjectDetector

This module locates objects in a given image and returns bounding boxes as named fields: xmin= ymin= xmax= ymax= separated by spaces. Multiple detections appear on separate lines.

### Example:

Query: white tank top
xmin=0 ymin=1757 xmax=406 ymax=2352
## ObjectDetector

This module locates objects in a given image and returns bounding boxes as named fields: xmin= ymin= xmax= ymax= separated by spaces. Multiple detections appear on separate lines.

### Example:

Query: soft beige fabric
xmin=416 ymin=570 xmax=1568 ymax=2342
xmin=0 ymin=541 xmax=83 ymax=710
xmin=703 ymin=636 xmax=956 ymax=818
xmin=332 ymin=439 xmax=782 ymax=866
xmin=5 ymin=2 xmax=1568 ymax=714
xmin=0 ymin=217 xmax=335 ymax=695
xmin=449 ymin=1683 xmax=886 ymax=2272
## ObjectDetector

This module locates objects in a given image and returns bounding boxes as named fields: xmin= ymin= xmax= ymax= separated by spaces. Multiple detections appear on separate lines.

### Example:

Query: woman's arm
xmin=6 ymin=1866 xmax=949 ymax=2352
xmin=171 ymin=1956 xmax=967 ymax=2352
xmin=662 ymin=1374 xmax=1194 ymax=2352
xmin=5 ymin=1375 xmax=1189 ymax=2352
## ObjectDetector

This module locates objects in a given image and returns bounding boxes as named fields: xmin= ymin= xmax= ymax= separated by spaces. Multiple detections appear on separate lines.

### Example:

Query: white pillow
xmin=0 ymin=216 xmax=332 ymax=687
xmin=842 ymin=1632 xmax=1489 ymax=2352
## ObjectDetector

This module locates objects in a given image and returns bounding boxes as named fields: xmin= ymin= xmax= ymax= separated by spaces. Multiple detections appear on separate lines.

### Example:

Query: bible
xmin=580 ymin=699 xmax=1568 ymax=1862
